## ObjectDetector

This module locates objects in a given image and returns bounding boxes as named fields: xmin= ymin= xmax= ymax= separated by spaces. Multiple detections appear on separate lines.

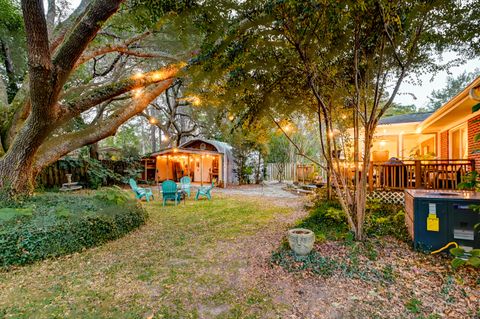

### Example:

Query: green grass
xmin=0 ymin=195 xmax=290 ymax=319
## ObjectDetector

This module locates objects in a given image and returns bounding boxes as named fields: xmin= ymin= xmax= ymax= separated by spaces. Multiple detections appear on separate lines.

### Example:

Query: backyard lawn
xmin=0 ymin=194 xmax=300 ymax=319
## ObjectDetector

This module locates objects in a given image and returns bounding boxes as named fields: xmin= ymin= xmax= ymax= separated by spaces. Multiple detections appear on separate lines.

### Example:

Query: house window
xmin=450 ymin=124 xmax=468 ymax=159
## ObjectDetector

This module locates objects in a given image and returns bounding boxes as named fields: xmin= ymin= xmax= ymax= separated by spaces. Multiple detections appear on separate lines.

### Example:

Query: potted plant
xmin=287 ymin=228 xmax=315 ymax=259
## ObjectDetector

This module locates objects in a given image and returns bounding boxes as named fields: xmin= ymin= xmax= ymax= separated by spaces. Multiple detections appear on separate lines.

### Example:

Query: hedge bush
xmin=0 ymin=188 xmax=147 ymax=268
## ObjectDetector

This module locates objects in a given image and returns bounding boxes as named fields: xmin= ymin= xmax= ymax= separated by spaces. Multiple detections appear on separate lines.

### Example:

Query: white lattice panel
xmin=367 ymin=190 xmax=405 ymax=205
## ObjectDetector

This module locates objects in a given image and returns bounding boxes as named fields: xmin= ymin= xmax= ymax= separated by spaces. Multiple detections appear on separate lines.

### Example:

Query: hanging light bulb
xmin=133 ymin=71 xmax=144 ymax=79
xmin=132 ymin=88 xmax=142 ymax=98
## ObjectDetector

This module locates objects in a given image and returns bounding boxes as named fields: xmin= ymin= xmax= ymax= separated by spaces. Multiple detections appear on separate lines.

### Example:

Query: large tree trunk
xmin=0 ymin=115 xmax=55 ymax=193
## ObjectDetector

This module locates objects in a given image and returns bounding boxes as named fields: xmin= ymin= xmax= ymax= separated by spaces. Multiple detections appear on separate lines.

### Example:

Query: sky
xmin=60 ymin=0 xmax=479 ymax=109
xmin=394 ymin=53 xmax=480 ymax=109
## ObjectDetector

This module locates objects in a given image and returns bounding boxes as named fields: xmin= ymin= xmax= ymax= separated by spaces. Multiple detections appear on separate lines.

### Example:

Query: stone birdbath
xmin=60 ymin=173 xmax=83 ymax=192
xmin=287 ymin=228 xmax=315 ymax=259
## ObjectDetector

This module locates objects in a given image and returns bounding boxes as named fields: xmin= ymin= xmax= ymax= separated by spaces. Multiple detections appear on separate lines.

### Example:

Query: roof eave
xmin=418 ymin=76 xmax=480 ymax=133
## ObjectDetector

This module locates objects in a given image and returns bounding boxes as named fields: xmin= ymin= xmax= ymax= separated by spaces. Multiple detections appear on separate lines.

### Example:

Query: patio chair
xmin=129 ymin=178 xmax=154 ymax=202
xmin=195 ymin=181 xmax=214 ymax=200
xmin=162 ymin=180 xmax=182 ymax=206
xmin=179 ymin=176 xmax=192 ymax=197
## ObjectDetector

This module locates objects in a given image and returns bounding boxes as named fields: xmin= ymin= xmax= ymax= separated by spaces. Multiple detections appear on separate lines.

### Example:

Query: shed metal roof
xmin=149 ymin=138 xmax=234 ymax=160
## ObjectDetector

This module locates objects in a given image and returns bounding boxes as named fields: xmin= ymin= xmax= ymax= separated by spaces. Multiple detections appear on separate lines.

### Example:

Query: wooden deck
xmin=367 ymin=159 xmax=475 ymax=191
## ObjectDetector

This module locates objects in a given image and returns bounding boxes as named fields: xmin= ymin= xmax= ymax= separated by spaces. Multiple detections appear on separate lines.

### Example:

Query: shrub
xmin=364 ymin=199 xmax=409 ymax=241
xmin=296 ymin=200 xmax=349 ymax=241
xmin=297 ymin=198 xmax=408 ymax=242
xmin=0 ymin=190 xmax=147 ymax=268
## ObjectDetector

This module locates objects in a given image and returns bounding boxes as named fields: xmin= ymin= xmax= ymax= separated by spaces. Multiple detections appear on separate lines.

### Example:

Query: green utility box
xmin=405 ymin=190 xmax=480 ymax=252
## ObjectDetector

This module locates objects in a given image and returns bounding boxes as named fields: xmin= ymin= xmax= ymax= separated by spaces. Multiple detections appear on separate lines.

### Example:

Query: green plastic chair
xmin=129 ymin=178 xmax=154 ymax=202
xmin=179 ymin=176 xmax=191 ymax=197
xmin=162 ymin=180 xmax=182 ymax=206
xmin=195 ymin=181 xmax=214 ymax=200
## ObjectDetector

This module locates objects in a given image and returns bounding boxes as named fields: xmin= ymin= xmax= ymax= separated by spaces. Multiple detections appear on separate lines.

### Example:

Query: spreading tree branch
xmin=52 ymin=0 xmax=124 ymax=87
xmin=60 ymin=64 xmax=181 ymax=120
xmin=34 ymin=80 xmax=173 ymax=170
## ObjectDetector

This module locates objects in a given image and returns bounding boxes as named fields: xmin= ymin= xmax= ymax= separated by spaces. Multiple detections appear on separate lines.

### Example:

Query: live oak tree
xmin=0 ymin=0 xmax=205 ymax=194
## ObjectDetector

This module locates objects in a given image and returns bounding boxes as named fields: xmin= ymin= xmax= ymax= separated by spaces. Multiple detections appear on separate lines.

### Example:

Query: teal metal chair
xmin=179 ymin=176 xmax=191 ymax=197
xmin=195 ymin=181 xmax=214 ymax=200
xmin=129 ymin=179 xmax=154 ymax=202
xmin=162 ymin=180 xmax=182 ymax=206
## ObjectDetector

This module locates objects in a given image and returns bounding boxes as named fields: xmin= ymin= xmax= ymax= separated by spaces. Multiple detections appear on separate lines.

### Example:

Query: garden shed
xmin=141 ymin=138 xmax=235 ymax=188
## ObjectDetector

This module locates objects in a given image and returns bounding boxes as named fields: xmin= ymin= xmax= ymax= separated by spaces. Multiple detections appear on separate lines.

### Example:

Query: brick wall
xmin=468 ymin=114 xmax=480 ymax=170
xmin=440 ymin=131 xmax=449 ymax=159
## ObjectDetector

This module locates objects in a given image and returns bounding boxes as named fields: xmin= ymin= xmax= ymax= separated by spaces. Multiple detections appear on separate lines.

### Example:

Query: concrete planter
xmin=287 ymin=228 xmax=315 ymax=258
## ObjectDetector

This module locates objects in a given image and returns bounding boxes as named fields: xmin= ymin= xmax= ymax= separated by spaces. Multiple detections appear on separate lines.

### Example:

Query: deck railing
xmin=368 ymin=159 xmax=475 ymax=191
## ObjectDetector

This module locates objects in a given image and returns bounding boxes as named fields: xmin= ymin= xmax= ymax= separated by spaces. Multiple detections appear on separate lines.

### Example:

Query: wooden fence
xmin=265 ymin=163 xmax=327 ymax=182
xmin=36 ymin=159 xmax=135 ymax=188
xmin=265 ymin=163 xmax=296 ymax=181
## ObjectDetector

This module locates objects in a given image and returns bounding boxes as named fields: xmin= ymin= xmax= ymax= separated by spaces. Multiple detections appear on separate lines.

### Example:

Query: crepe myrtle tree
xmin=272 ymin=0 xmax=466 ymax=240
xmin=192 ymin=0 xmax=469 ymax=240
xmin=0 ymin=0 xmax=188 ymax=194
